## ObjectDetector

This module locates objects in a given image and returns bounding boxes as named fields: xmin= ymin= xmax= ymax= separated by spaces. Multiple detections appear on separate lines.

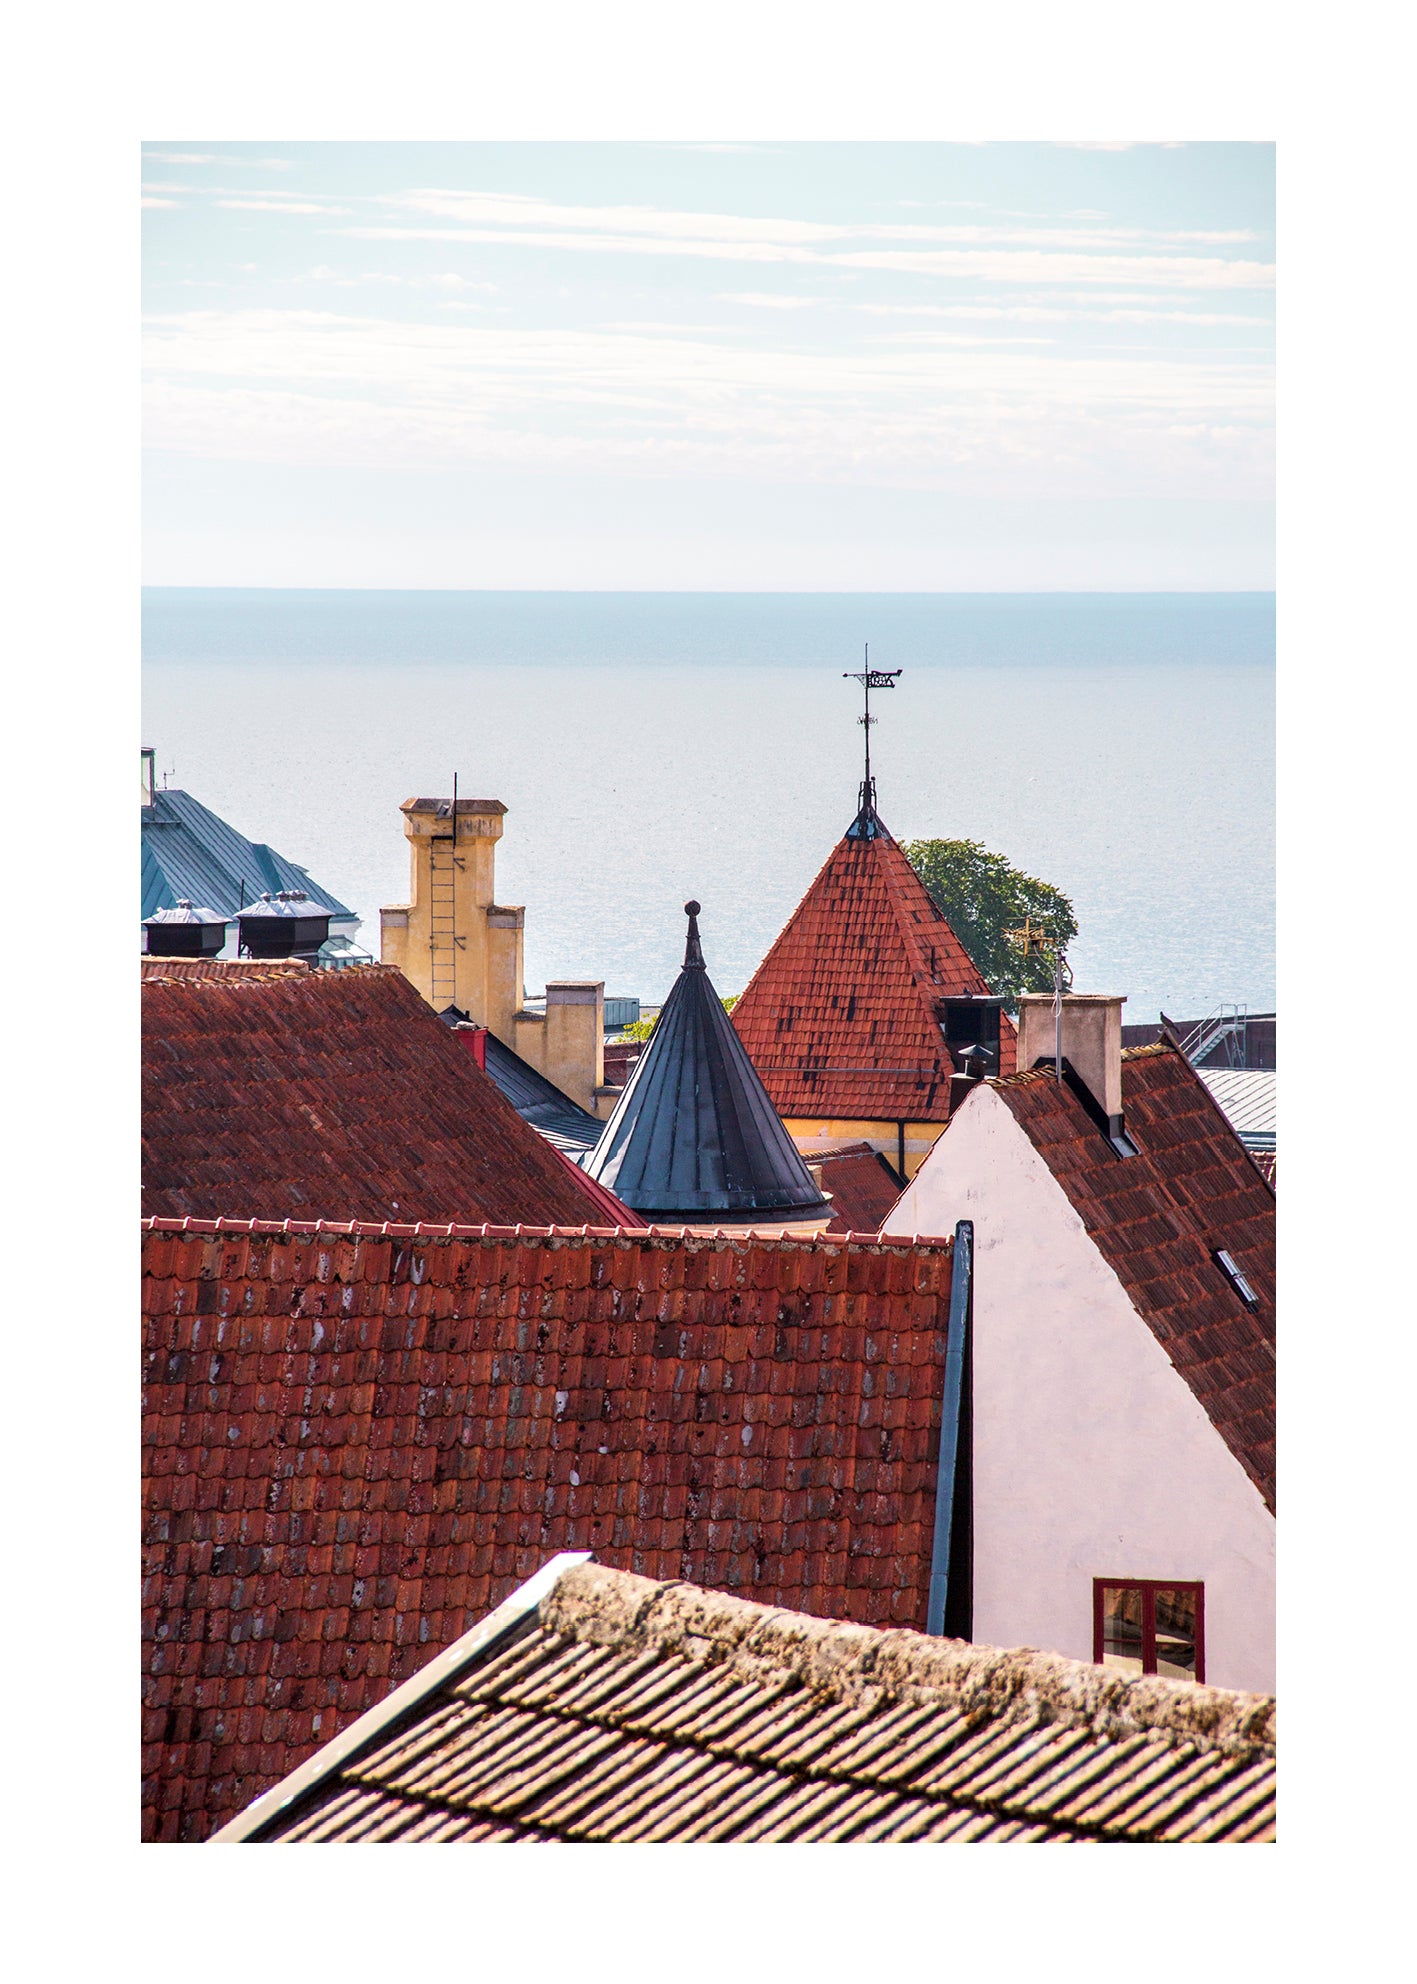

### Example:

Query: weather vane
xmin=1005 ymin=915 xmax=1072 ymax=1080
xmin=843 ymin=645 xmax=902 ymax=822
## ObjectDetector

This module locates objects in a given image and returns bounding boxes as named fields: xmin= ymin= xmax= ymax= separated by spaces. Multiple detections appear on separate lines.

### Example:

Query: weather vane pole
xmin=1004 ymin=915 xmax=1073 ymax=1080
xmin=842 ymin=644 xmax=902 ymax=818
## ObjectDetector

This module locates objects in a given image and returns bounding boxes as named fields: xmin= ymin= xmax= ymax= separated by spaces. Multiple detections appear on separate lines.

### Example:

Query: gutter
xmin=926 ymin=1219 xmax=973 ymax=1639
xmin=208 ymin=1550 xmax=592 ymax=1842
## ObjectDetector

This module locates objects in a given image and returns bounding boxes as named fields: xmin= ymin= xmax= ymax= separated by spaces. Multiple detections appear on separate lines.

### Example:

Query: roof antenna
xmin=843 ymin=645 xmax=902 ymax=839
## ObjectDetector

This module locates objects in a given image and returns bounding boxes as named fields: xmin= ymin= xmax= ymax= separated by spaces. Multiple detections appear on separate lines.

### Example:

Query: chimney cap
xmin=239 ymin=890 xmax=317 ymax=920
xmin=1017 ymin=991 xmax=1127 ymax=1008
xmin=144 ymin=898 xmax=227 ymax=927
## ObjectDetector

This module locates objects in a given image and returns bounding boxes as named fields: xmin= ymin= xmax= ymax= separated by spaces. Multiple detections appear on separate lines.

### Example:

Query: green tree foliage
xmin=900 ymin=838 xmax=1078 ymax=1006
xmin=619 ymin=994 xmax=737 ymax=1042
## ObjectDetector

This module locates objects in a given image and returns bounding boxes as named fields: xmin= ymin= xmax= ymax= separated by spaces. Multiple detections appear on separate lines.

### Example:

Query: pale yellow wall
xmin=381 ymin=798 xmax=607 ymax=1116
xmin=485 ymin=908 xmax=525 ymax=1044
xmin=380 ymin=799 xmax=508 ymax=1025
xmin=785 ymin=1117 xmax=948 ymax=1182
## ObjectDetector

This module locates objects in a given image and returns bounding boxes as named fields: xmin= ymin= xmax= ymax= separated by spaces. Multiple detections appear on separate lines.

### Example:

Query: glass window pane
xmin=1153 ymin=1587 xmax=1197 ymax=1680
xmin=1101 ymin=1585 xmax=1145 ymax=1674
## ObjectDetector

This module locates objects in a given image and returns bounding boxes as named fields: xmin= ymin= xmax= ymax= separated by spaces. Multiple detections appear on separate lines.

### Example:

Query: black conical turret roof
xmin=585 ymin=902 xmax=829 ymax=1218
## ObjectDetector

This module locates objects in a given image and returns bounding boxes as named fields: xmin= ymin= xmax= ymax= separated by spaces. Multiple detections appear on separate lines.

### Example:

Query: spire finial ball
xmin=685 ymin=900 xmax=701 ymax=917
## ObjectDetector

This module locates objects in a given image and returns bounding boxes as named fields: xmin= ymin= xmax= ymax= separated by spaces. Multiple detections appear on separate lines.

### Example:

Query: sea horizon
xmin=143 ymin=587 xmax=1274 ymax=1019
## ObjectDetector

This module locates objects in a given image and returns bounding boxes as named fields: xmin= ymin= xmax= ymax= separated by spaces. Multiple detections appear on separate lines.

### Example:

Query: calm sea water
xmin=142 ymin=591 xmax=1275 ymax=1022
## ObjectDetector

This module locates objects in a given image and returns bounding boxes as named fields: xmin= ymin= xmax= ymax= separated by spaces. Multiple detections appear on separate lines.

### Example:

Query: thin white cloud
xmin=343 ymin=189 xmax=1270 ymax=291
xmin=1054 ymin=141 xmax=1186 ymax=152
xmin=219 ymin=199 xmax=350 ymax=215
xmin=379 ymin=187 xmax=1257 ymax=251
xmin=859 ymin=302 xmax=1271 ymax=328
xmin=142 ymin=304 xmax=1273 ymax=503
xmin=718 ymin=291 xmax=821 ymax=309
xmin=351 ymin=221 xmax=1272 ymax=292
xmin=143 ymin=151 xmax=293 ymax=168
xmin=142 ymin=197 xmax=179 ymax=210
xmin=306 ymin=266 xmax=498 ymax=292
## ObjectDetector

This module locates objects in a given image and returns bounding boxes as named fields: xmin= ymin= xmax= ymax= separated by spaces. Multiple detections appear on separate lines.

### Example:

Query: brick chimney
xmin=1017 ymin=993 xmax=1129 ymax=1142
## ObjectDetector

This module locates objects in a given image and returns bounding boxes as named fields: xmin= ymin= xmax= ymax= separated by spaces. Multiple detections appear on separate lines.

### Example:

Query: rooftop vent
xmin=144 ymin=899 xmax=228 ymax=958
xmin=948 ymin=1039 xmax=996 ymax=1115
xmin=238 ymin=890 xmax=332 ymax=961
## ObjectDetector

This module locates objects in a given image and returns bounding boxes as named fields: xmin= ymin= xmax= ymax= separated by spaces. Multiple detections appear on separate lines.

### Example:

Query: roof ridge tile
xmin=543 ymin=1563 xmax=1275 ymax=1759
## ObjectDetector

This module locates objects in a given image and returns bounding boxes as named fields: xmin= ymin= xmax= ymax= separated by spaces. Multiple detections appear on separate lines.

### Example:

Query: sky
xmin=142 ymin=142 xmax=1274 ymax=591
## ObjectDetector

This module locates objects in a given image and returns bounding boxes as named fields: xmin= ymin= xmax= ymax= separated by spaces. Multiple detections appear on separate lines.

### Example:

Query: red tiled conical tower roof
xmin=731 ymin=810 xmax=1017 ymax=1122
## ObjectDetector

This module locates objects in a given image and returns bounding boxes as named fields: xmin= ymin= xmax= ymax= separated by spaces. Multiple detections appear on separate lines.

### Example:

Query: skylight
xmin=1213 ymin=1249 xmax=1259 ymax=1308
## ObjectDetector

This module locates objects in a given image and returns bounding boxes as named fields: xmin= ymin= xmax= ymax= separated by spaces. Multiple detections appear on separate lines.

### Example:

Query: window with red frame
xmin=1093 ymin=1580 xmax=1205 ymax=1683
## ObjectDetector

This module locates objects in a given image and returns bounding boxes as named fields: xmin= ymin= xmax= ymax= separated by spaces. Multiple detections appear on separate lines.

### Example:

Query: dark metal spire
xmin=843 ymin=647 xmax=902 ymax=839
xmin=585 ymin=901 xmax=830 ymax=1218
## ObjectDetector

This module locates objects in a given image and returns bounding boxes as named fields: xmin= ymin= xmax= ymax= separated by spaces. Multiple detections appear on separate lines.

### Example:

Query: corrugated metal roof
xmin=585 ymin=904 xmax=828 ymax=1216
xmin=482 ymin=1031 xmax=606 ymax=1160
xmin=140 ymin=788 xmax=354 ymax=926
xmin=226 ymin=1561 xmax=1276 ymax=1845
xmin=1199 ymin=1069 xmax=1276 ymax=1147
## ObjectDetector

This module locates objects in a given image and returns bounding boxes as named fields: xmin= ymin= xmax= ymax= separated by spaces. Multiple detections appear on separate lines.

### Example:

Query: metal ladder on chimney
xmin=1179 ymin=1003 xmax=1248 ymax=1068
xmin=427 ymin=781 xmax=465 ymax=1012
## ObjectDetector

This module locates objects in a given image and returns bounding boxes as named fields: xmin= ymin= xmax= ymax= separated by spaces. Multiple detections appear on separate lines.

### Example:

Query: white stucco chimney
xmin=1016 ymin=992 xmax=1127 ymax=1121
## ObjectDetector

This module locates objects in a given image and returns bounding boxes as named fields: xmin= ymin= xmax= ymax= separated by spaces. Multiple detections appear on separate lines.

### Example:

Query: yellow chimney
xmin=380 ymin=794 xmax=616 ymax=1118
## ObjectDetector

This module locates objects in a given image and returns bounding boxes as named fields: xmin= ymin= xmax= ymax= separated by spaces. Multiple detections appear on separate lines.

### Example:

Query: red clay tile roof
xmin=140 ymin=956 xmax=312 ymax=981
xmin=810 ymin=1142 xmax=906 ymax=1234
xmin=991 ymin=1043 xmax=1275 ymax=1511
xmin=142 ymin=1217 xmax=956 ymax=1839
xmin=1249 ymin=1148 xmax=1277 ymax=1189
xmin=142 ymin=965 xmax=614 ymax=1230
xmin=550 ymin=1147 xmax=643 ymax=1226
xmin=731 ymin=825 xmax=1016 ymax=1122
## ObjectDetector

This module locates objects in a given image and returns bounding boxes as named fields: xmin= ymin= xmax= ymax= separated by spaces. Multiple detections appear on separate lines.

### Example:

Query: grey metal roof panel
xmin=481 ymin=1032 xmax=606 ymax=1158
xmin=584 ymin=903 xmax=828 ymax=1215
xmin=1199 ymin=1069 xmax=1276 ymax=1147
xmin=141 ymin=788 xmax=354 ymax=924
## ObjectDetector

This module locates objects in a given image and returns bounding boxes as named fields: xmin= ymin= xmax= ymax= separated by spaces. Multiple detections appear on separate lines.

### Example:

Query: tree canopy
xmin=900 ymin=838 xmax=1078 ymax=1006
xmin=619 ymin=994 xmax=737 ymax=1042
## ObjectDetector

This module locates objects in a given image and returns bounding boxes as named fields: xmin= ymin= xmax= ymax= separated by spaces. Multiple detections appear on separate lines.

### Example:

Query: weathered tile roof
xmin=142 ymin=965 xmax=612 ymax=1229
xmin=731 ymin=821 xmax=1017 ymax=1122
xmin=221 ymin=1558 xmax=1276 ymax=1844
xmin=142 ymin=1217 xmax=955 ymax=1839
xmin=140 ymin=956 xmax=312 ymax=982
xmin=991 ymin=1043 xmax=1275 ymax=1510
xmin=809 ymin=1142 xmax=907 ymax=1233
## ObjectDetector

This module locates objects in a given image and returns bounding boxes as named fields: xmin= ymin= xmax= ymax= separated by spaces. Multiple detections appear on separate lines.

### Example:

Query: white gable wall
xmin=882 ymin=1087 xmax=1275 ymax=1694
